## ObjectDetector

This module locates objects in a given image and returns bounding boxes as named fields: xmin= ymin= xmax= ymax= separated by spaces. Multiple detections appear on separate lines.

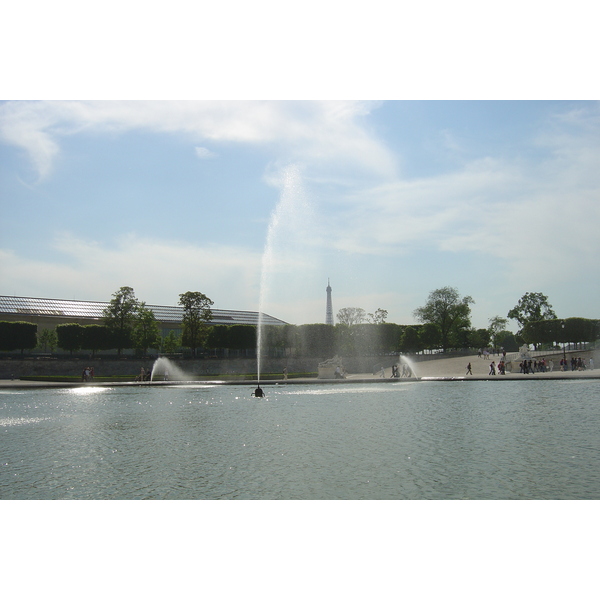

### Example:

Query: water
xmin=399 ymin=354 xmax=418 ymax=377
xmin=150 ymin=356 xmax=188 ymax=381
xmin=256 ymin=165 xmax=312 ymax=382
xmin=1 ymin=380 xmax=598 ymax=500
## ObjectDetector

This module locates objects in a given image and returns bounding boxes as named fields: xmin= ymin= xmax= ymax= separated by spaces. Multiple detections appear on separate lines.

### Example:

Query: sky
xmin=1 ymin=2 xmax=599 ymax=333
xmin=1 ymin=99 xmax=599 ymax=330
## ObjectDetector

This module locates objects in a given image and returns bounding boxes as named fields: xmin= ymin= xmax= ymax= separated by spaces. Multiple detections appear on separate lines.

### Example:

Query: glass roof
xmin=0 ymin=296 xmax=287 ymax=326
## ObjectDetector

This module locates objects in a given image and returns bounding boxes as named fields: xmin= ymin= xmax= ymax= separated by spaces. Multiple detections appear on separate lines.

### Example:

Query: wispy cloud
xmin=321 ymin=106 xmax=600 ymax=292
xmin=0 ymin=232 xmax=264 ymax=309
xmin=194 ymin=146 xmax=217 ymax=159
xmin=0 ymin=100 xmax=396 ymax=181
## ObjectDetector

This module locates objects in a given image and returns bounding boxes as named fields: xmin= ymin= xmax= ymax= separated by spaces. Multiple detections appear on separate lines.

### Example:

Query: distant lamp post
xmin=561 ymin=320 xmax=566 ymax=363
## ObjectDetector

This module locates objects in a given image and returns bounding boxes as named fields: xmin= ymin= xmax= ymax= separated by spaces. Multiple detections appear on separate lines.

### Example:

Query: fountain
xmin=150 ymin=357 xmax=189 ymax=382
xmin=256 ymin=164 xmax=311 ymax=383
xmin=398 ymin=354 xmax=418 ymax=378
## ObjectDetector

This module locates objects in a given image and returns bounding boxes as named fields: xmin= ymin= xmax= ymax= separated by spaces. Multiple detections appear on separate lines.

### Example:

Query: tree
xmin=132 ymin=304 xmax=161 ymax=355
xmin=413 ymin=286 xmax=474 ymax=352
xmin=0 ymin=321 xmax=38 ymax=354
xmin=207 ymin=325 xmax=230 ymax=355
xmin=469 ymin=328 xmax=491 ymax=349
xmin=399 ymin=326 xmax=422 ymax=354
xmin=367 ymin=308 xmax=388 ymax=325
xmin=228 ymin=325 xmax=256 ymax=356
xmin=488 ymin=316 xmax=508 ymax=347
xmin=38 ymin=328 xmax=58 ymax=353
xmin=507 ymin=292 xmax=557 ymax=334
xmin=161 ymin=330 xmax=181 ymax=354
xmin=495 ymin=330 xmax=519 ymax=352
xmin=103 ymin=286 xmax=140 ymax=355
xmin=179 ymin=291 xmax=214 ymax=357
xmin=336 ymin=307 xmax=366 ymax=326
xmin=379 ymin=323 xmax=402 ymax=354
xmin=419 ymin=323 xmax=442 ymax=352
xmin=298 ymin=324 xmax=335 ymax=357
xmin=82 ymin=325 xmax=113 ymax=356
xmin=57 ymin=323 xmax=83 ymax=355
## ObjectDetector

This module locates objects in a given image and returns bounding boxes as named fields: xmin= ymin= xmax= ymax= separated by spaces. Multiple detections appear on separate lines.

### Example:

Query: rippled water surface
xmin=1 ymin=381 xmax=599 ymax=499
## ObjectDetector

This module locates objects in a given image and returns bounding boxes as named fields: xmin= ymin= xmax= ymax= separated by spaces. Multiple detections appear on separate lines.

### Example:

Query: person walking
xmin=489 ymin=361 xmax=496 ymax=376
xmin=466 ymin=362 xmax=473 ymax=375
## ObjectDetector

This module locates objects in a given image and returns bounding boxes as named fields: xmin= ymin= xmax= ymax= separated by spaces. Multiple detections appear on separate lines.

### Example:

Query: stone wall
xmin=0 ymin=355 xmax=400 ymax=379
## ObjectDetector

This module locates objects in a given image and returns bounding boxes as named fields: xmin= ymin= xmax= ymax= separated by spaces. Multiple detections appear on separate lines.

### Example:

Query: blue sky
xmin=2 ymin=99 xmax=599 ymax=330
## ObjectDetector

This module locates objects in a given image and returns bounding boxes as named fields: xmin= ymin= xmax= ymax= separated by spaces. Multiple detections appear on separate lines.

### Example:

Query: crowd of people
xmin=466 ymin=353 xmax=595 ymax=376
xmin=560 ymin=356 xmax=594 ymax=371
xmin=390 ymin=363 xmax=413 ymax=378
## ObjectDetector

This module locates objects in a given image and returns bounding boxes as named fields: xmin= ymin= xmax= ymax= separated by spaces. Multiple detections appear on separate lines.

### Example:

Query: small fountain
xmin=398 ymin=354 xmax=418 ymax=378
xmin=150 ymin=357 xmax=189 ymax=382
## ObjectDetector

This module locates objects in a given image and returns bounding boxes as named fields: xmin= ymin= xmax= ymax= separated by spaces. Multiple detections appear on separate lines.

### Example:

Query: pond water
xmin=1 ymin=380 xmax=599 ymax=499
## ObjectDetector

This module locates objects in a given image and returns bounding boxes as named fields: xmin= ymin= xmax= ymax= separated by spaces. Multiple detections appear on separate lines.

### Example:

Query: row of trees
xmin=1 ymin=285 xmax=597 ymax=357
xmin=101 ymin=287 xmax=214 ymax=356
xmin=408 ymin=287 xmax=598 ymax=353
xmin=521 ymin=318 xmax=600 ymax=349
xmin=0 ymin=287 xmax=215 ymax=356
xmin=7 ymin=315 xmax=597 ymax=359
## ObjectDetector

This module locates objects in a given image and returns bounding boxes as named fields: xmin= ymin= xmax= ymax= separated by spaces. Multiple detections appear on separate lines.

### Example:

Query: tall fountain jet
xmin=325 ymin=279 xmax=333 ymax=325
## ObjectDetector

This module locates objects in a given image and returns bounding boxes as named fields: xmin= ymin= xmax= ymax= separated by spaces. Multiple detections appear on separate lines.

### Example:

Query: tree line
xmin=0 ymin=287 xmax=214 ymax=357
xmin=1 ymin=286 xmax=598 ymax=357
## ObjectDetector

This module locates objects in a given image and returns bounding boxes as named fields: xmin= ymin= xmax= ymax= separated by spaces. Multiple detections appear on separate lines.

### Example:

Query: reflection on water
xmin=1 ymin=381 xmax=598 ymax=499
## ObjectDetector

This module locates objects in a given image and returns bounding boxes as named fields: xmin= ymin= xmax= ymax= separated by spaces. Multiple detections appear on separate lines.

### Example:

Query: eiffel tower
xmin=325 ymin=279 xmax=334 ymax=325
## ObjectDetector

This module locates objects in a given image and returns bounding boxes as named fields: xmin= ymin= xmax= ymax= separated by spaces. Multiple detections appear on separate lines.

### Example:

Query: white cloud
xmin=320 ymin=108 xmax=600 ymax=292
xmin=194 ymin=146 xmax=216 ymax=159
xmin=0 ymin=100 xmax=396 ymax=181
xmin=0 ymin=233 xmax=264 ymax=310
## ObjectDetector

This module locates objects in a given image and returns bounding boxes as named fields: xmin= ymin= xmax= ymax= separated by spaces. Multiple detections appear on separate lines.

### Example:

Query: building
xmin=0 ymin=295 xmax=287 ymax=340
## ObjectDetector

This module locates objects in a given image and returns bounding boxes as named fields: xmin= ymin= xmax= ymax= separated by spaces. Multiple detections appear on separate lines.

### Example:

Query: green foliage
xmin=38 ymin=327 xmax=58 ymax=353
xmin=298 ymin=324 xmax=335 ymax=357
xmin=161 ymin=330 xmax=181 ymax=354
xmin=82 ymin=325 xmax=113 ymax=356
xmin=523 ymin=318 xmax=600 ymax=347
xmin=561 ymin=317 xmax=600 ymax=343
xmin=103 ymin=286 xmax=140 ymax=355
xmin=413 ymin=286 xmax=474 ymax=351
xmin=179 ymin=291 xmax=214 ymax=357
xmin=132 ymin=304 xmax=161 ymax=354
xmin=228 ymin=325 xmax=256 ymax=350
xmin=399 ymin=326 xmax=422 ymax=353
xmin=379 ymin=323 xmax=402 ymax=353
xmin=488 ymin=316 xmax=508 ymax=346
xmin=507 ymin=292 xmax=557 ymax=333
xmin=207 ymin=325 xmax=230 ymax=350
xmin=0 ymin=321 xmax=38 ymax=353
xmin=495 ymin=330 xmax=519 ymax=352
xmin=469 ymin=328 xmax=491 ymax=349
xmin=419 ymin=323 xmax=442 ymax=351
xmin=367 ymin=308 xmax=388 ymax=325
xmin=57 ymin=323 xmax=83 ymax=354
xmin=281 ymin=324 xmax=299 ymax=354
